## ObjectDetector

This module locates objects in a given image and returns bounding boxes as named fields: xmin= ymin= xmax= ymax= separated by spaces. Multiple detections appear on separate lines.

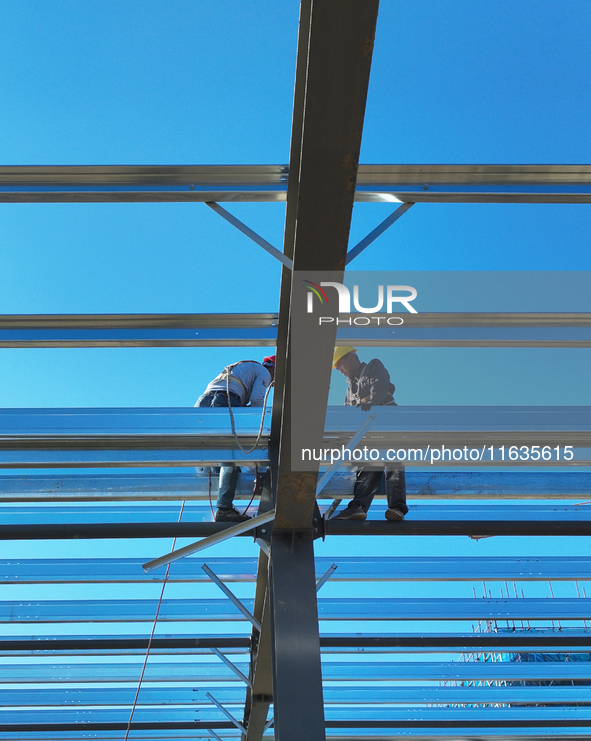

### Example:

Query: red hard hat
xmin=262 ymin=355 xmax=276 ymax=366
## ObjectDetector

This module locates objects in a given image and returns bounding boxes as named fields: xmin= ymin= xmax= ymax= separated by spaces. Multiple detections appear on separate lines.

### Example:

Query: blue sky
xmin=0 ymin=1 xmax=590 ymax=648
xmin=0 ymin=1 xmax=590 ymax=407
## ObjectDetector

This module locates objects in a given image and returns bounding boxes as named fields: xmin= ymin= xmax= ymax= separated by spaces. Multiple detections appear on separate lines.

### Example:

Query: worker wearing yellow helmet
xmin=331 ymin=346 xmax=407 ymax=522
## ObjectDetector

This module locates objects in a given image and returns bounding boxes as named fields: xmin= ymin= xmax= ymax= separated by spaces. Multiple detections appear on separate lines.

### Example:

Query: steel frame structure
xmin=1 ymin=1 xmax=591 ymax=740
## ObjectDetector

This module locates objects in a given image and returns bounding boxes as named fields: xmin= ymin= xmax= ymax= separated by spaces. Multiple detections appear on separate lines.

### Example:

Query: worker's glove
xmin=360 ymin=401 xmax=372 ymax=412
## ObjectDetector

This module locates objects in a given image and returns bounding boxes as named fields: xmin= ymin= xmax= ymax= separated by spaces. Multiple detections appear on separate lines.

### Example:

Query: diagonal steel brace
xmin=316 ymin=413 xmax=377 ymax=496
xmin=345 ymin=202 xmax=414 ymax=265
xmin=142 ymin=509 xmax=276 ymax=572
xmin=211 ymin=647 xmax=252 ymax=687
xmin=206 ymin=692 xmax=247 ymax=735
xmin=203 ymin=563 xmax=262 ymax=632
xmin=316 ymin=563 xmax=338 ymax=592
xmin=206 ymin=202 xmax=293 ymax=269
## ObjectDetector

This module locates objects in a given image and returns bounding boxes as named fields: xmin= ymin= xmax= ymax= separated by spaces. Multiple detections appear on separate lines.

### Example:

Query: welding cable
xmin=240 ymin=463 xmax=259 ymax=517
xmin=124 ymin=500 xmax=186 ymax=741
xmin=226 ymin=372 xmax=273 ymax=454
xmin=208 ymin=467 xmax=215 ymax=519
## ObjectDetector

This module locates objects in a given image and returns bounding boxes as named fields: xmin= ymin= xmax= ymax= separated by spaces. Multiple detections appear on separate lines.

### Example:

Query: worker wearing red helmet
xmin=331 ymin=347 xmax=407 ymax=522
xmin=195 ymin=355 xmax=275 ymax=522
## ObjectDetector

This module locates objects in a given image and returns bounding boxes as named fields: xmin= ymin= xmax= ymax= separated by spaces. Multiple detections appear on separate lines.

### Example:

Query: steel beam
xmin=5 ymin=514 xmax=591 ymax=539
xmin=6 ymin=553 xmax=591 ymax=583
xmin=7 ymin=685 xmax=591 ymax=707
xmin=326 ymin=738 xmax=591 ymax=741
xmin=1 ymin=164 xmax=591 ymax=203
xmin=0 ymin=312 xmax=277 ymax=347
xmin=243 ymin=553 xmax=273 ymax=741
xmin=142 ymin=511 xmax=275 ymax=573
xmin=321 ymin=405 xmax=591 ymax=464
xmin=318 ymin=631 xmax=591 ymax=650
xmin=1 ymin=720 xmax=591 ymax=735
xmin=0 ymin=522 xmax=255 ymax=539
xmin=6 ymin=658 xmax=591 ymax=682
xmin=0 ymin=635 xmax=250 ymax=654
xmin=268 ymin=2 xmax=379 ymax=739
xmin=0 ymin=312 xmax=587 ymax=348
xmin=2 ymin=631 xmax=591 ymax=654
xmin=0 ymin=405 xmax=269 ymax=435
xmin=270 ymin=533 xmax=325 ymax=741
xmin=0 ymin=448 xmax=269 ymax=469
xmin=274 ymin=0 xmax=378 ymax=527
xmin=325 ymin=518 xmax=591 ymax=536
xmin=0 ymin=471 xmax=587 ymax=501
xmin=205 ymin=202 xmax=292 ymax=269
xmin=345 ymin=202 xmax=414 ymax=264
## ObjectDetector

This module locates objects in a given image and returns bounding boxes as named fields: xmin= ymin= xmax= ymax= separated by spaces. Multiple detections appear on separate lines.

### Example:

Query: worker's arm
xmin=360 ymin=359 xmax=392 ymax=410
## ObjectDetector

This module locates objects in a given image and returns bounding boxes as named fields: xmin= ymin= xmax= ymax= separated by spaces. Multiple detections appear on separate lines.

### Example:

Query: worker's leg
xmin=351 ymin=467 xmax=383 ymax=512
xmin=209 ymin=393 xmax=243 ymax=514
xmin=384 ymin=465 xmax=408 ymax=518
xmin=334 ymin=467 xmax=382 ymax=520
xmin=216 ymin=466 xmax=240 ymax=509
xmin=194 ymin=393 xmax=221 ymax=487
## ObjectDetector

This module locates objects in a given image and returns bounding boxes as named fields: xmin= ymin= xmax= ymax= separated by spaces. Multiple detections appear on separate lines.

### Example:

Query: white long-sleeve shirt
xmin=202 ymin=361 xmax=272 ymax=406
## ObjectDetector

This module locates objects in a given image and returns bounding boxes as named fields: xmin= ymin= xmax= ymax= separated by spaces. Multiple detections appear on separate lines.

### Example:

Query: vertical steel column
xmin=266 ymin=0 xmax=379 ymax=738
xmin=270 ymin=532 xmax=325 ymax=741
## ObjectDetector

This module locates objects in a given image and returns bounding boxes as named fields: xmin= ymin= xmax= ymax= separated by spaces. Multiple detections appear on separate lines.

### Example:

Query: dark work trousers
xmin=351 ymin=465 xmax=408 ymax=514
xmin=195 ymin=391 xmax=241 ymax=509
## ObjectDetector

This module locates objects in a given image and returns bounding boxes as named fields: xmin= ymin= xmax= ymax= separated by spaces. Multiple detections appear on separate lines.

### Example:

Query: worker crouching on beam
xmin=195 ymin=355 xmax=275 ymax=522
xmin=332 ymin=347 xmax=408 ymax=522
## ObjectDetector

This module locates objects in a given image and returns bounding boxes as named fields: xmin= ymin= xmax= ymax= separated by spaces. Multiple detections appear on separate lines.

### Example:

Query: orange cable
xmin=124 ymin=500 xmax=186 ymax=740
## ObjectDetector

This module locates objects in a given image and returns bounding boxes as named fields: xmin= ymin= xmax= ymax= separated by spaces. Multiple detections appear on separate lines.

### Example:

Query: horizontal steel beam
xmin=1 ymin=406 xmax=588 ymax=468
xmin=4 ymin=659 xmax=591 ymax=683
xmin=0 ymin=522 xmax=254 ymax=539
xmin=0 ymin=634 xmax=250 ymax=654
xmin=318 ymin=631 xmax=591 ymax=651
xmin=4 ymin=554 xmax=591 ymax=583
xmin=0 ymin=313 xmax=277 ymax=347
xmin=0 ymin=472 xmax=260 ymax=500
xmin=0 ymin=406 xmax=270 ymax=435
xmin=10 ymin=405 xmax=583 ymax=440
xmin=1 ymin=721 xmax=591 ymax=736
xmin=4 ymin=685 xmax=591 ymax=706
xmin=320 ymin=737 xmax=591 ymax=741
xmin=1 ymin=631 xmax=590 ymax=655
xmin=4 ymin=709 xmax=591 ymax=734
xmin=0 ymin=407 xmax=270 ymax=467
xmin=4 ymin=503 xmax=589 ymax=525
xmin=1 ymin=597 xmax=590 ymax=623
xmin=325 ymin=519 xmax=591 ymax=536
xmin=1 ymin=720 xmax=591 ymax=734
xmin=1 ymin=164 xmax=590 ymax=203
xmin=0 ymin=471 xmax=587 ymax=501
xmin=321 ymin=406 xmax=591 ymax=465
xmin=3 ymin=515 xmax=591 ymax=539
xmin=0 ymin=312 xmax=588 ymax=348
xmin=0 ymin=721 xmax=235 ymax=733
xmin=0 ymin=448 xmax=269 ymax=468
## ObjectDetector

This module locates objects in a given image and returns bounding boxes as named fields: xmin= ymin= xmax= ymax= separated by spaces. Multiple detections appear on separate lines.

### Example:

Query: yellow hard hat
xmin=332 ymin=346 xmax=357 ymax=369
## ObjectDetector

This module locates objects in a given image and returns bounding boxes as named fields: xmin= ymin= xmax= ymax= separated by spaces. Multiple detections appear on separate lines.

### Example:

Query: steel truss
xmin=1 ymin=1 xmax=591 ymax=740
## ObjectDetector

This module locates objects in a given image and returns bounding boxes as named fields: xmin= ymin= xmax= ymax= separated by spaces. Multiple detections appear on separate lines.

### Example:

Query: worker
xmin=331 ymin=347 xmax=408 ymax=522
xmin=195 ymin=356 xmax=275 ymax=522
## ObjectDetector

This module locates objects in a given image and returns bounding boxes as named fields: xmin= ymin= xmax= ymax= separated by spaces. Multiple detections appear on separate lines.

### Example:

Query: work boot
xmin=333 ymin=504 xmax=367 ymax=521
xmin=385 ymin=507 xmax=405 ymax=521
xmin=215 ymin=507 xmax=251 ymax=523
